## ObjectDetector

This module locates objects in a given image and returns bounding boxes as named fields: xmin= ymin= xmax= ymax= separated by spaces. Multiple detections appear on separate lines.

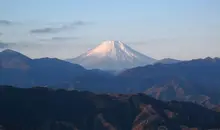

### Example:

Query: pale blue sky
xmin=0 ymin=0 xmax=219 ymax=60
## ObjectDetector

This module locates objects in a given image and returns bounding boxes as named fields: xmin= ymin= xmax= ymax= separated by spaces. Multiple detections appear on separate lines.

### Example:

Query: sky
xmin=0 ymin=0 xmax=219 ymax=60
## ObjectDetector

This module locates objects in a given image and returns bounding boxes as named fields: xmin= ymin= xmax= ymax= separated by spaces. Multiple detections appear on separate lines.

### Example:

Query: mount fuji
xmin=67 ymin=41 xmax=156 ymax=70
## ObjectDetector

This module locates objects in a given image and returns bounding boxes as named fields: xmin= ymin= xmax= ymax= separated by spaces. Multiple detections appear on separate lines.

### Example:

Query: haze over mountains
xmin=1 ymin=48 xmax=220 ymax=106
xmin=155 ymin=58 xmax=181 ymax=64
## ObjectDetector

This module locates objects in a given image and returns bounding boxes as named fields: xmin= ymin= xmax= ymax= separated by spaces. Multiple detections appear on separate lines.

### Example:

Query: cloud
xmin=0 ymin=42 xmax=17 ymax=49
xmin=51 ymin=36 xmax=79 ymax=41
xmin=0 ymin=20 xmax=17 ymax=26
xmin=0 ymin=32 xmax=2 ymax=36
xmin=71 ymin=21 xmax=87 ymax=26
xmin=30 ymin=21 xmax=88 ymax=34
xmin=128 ymin=41 xmax=147 ymax=45
xmin=0 ymin=41 xmax=36 ymax=49
xmin=30 ymin=27 xmax=61 ymax=34
xmin=39 ymin=36 xmax=79 ymax=42
xmin=0 ymin=42 xmax=9 ymax=48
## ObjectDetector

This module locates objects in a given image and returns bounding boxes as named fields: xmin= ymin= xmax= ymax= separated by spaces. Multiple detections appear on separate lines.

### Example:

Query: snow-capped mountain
xmin=67 ymin=41 xmax=156 ymax=70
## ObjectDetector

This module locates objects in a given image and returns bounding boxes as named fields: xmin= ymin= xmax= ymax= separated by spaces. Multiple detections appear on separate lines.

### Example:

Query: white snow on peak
xmin=85 ymin=40 xmax=144 ymax=61
xmin=68 ymin=40 xmax=156 ymax=70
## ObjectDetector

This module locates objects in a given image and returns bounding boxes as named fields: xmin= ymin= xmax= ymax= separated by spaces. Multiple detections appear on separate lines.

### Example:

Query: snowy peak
xmin=68 ymin=40 xmax=157 ymax=70
xmin=86 ymin=41 xmax=127 ymax=58
xmin=85 ymin=40 xmax=147 ymax=61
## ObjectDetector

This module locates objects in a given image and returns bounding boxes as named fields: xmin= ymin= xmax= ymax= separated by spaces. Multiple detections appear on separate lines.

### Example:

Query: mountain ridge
xmin=0 ymin=49 xmax=88 ymax=87
xmin=0 ymin=85 xmax=220 ymax=130
xmin=155 ymin=58 xmax=181 ymax=64
xmin=1 ymin=49 xmax=220 ymax=107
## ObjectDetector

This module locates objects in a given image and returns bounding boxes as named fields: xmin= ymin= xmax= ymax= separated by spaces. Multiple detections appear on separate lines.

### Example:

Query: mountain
xmin=144 ymin=81 xmax=216 ymax=109
xmin=0 ymin=49 xmax=89 ymax=87
xmin=117 ymin=58 xmax=220 ymax=104
xmin=0 ymin=86 xmax=220 ymax=130
xmin=1 ymin=49 xmax=220 ymax=107
xmin=155 ymin=58 xmax=181 ymax=64
xmin=67 ymin=58 xmax=220 ymax=106
xmin=67 ymin=41 xmax=156 ymax=70
xmin=0 ymin=49 xmax=32 ymax=69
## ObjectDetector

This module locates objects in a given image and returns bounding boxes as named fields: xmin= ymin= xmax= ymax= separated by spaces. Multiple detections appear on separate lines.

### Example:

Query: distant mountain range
xmin=1 ymin=49 xmax=220 ymax=108
xmin=155 ymin=58 xmax=181 ymax=64
xmin=0 ymin=49 xmax=110 ymax=88
xmin=71 ymin=57 xmax=220 ymax=107
xmin=67 ymin=41 xmax=156 ymax=70
xmin=118 ymin=57 xmax=220 ymax=105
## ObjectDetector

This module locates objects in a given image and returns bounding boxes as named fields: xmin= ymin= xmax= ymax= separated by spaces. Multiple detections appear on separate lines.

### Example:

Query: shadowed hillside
xmin=0 ymin=86 xmax=220 ymax=130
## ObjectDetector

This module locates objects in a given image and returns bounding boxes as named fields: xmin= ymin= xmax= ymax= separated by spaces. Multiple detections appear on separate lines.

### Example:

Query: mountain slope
xmin=117 ymin=58 xmax=220 ymax=103
xmin=0 ymin=49 xmax=88 ymax=87
xmin=0 ymin=49 xmax=32 ymax=69
xmin=68 ymin=41 xmax=156 ymax=70
xmin=0 ymin=86 xmax=220 ymax=130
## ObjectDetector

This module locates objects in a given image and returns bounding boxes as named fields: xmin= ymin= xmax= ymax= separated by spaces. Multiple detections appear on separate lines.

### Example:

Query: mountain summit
xmin=67 ymin=40 xmax=156 ymax=70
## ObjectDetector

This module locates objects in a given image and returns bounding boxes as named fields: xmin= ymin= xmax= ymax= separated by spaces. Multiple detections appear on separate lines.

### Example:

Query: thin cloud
xmin=0 ymin=20 xmax=17 ymax=26
xmin=0 ymin=41 xmax=42 ymax=50
xmin=127 ymin=41 xmax=148 ymax=45
xmin=39 ymin=36 xmax=79 ymax=42
xmin=30 ymin=27 xmax=62 ymax=34
xmin=0 ymin=32 xmax=2 ymax=36
xmin=51 ymin=36 xmax=79 ymax=41
xmin=0 ymin=42 xmax=16 ymax=49
xmin=30 ymin=21 xmax=88 ymax=34
xmin=0 ymin=42 xmax=8 ymax=48
xmin=72 ymin=21 xmax=87 ymax=26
